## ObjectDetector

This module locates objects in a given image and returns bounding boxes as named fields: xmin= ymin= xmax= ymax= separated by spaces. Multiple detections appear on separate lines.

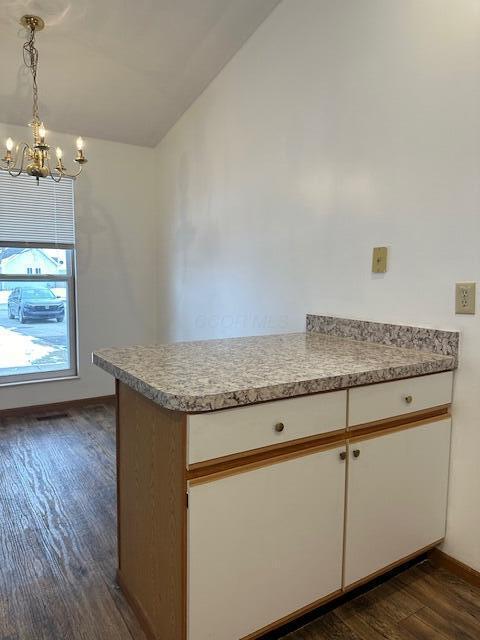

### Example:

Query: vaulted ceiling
xmin=0 ymin=0 xmax=280 ymax=147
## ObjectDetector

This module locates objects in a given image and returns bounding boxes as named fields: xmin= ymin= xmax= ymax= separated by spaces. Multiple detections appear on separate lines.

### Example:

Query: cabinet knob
xmin=339 ymin=451 xmax=347 ymax=461
xmin=353 ymin=449 xmax=360 ymax=458
xmin=274 ymin=422 xmax=285 ymax=433
xmin=405 ymin=395 xmax=413 ymax=404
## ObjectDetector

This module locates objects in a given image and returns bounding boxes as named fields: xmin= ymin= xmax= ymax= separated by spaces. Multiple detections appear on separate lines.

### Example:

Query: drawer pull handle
xmin=405 ymin=395 xmax=413 ymax=404
xmin=339 ymin=451 xmax=347 ymax=461
xmin=274 ymin=422 xmax=285 ymax=433
xmin=353 ymin=449 xmax=361 ymax=458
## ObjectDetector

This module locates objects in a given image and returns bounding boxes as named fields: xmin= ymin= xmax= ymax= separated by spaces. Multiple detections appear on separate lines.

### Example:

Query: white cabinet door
xmin=188 ymin=446 xmax=346 ymax=640
xmin=344 ymin=418 xmax=451 ymax=588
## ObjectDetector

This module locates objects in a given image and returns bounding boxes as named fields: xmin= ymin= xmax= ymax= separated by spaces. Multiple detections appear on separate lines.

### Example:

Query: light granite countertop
xmin=93 ymin=317 xmax=458 ymax=412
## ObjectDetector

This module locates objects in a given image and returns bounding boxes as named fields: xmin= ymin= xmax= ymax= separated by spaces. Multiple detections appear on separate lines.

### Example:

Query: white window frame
xmin=0 ymin=240 xmax=78 ymax=385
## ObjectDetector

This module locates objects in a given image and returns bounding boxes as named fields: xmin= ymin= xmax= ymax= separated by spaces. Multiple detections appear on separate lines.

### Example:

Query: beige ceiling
xmin=0 ymin=0 xmax=280 ymax=147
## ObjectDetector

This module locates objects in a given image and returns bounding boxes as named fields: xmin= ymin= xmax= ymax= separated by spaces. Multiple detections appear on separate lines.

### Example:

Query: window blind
xmin=0 ymin=172 xmax=75 ymax=247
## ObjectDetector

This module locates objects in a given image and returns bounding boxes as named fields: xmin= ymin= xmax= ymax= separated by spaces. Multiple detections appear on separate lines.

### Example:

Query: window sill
xmin=0 ymin=374 xmax=80 ymax=388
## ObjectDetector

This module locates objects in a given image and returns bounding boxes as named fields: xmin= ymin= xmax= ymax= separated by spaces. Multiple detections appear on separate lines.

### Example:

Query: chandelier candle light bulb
xmin=55 ymin=146 xmax=65 ymax=172
xmin=75 ymin=136 xmax=87 ymax=164
xmin=4 ymin=138 xmax=14 ymax=162
xmin=0 ymin=15 xmax=88 ymax=183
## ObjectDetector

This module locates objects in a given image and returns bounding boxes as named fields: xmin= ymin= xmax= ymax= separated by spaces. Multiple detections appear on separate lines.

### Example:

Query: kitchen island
xmin=93 ymin=314 xmax=459 ymax=640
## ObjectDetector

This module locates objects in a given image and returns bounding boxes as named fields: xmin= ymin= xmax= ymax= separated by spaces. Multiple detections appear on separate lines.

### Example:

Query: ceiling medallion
xmin=1 ymin=15 xmax=88 ymax=183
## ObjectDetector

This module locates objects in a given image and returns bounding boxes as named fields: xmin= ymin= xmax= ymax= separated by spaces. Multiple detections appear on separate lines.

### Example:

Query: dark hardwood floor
xmin=1 ymin=403 xmax=480 ymax=640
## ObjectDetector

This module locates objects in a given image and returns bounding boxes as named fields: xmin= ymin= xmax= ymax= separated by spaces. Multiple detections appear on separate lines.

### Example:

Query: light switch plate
xmin=372 ymin=247 xmax=388 ymax=273
xmin=455 ymin=282 xmax=476 ymax=314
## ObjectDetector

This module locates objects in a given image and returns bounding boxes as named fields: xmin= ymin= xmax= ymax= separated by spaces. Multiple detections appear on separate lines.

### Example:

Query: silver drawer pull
xmin=404 ymin=395 xmax=413 ymax=404
xmin=274 ymin=422 xmax=285 ymax=433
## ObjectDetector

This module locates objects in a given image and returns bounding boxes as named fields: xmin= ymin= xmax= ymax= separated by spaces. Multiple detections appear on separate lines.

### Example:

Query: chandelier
xmin=0 ymin=15 xmax=87 ymax=183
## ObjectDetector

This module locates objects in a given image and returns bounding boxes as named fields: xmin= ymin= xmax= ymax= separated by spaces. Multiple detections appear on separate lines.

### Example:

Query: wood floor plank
xmin=0 ymin=408 xmax=142 ymax=640
xmin=4 ymin=415 xmax=115 ymax=568
xmin=416 ymin=562 xmax=480 ymax=621
xmin=338 ymin=581 xmax=422 ymax=624
xmin=284 ymin=610 xmax=363 ymax=639
xmin=395 ymin=566 xmax=480 ymax=640
xmin=336 ymin=611 xmax=398 ymax=640
xmin=399 ymin=608 xmax=451 ymax=640
xmin=401 ymin=605 xmax=474 ymax=640
xmin=337 ymin=605 xmax=417 ymax=640
xmin=0 ymin=424 xmax=78 ymax=639
xmin=334 ymin=579 xmax=423 ymax=640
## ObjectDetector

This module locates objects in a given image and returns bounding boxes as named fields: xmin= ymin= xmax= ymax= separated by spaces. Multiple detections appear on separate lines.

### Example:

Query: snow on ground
xmin=0 ymin=326 xmax=55 ymax=367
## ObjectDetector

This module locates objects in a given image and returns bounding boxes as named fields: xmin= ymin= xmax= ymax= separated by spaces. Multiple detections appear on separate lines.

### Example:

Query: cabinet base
xmin=117 ymin=571 xmax=157 ymax=640
xmin=240 ymin=589 xmax=343 ymax=639
xmin=343 ymin=538 xmax=444 ymax=593
xmin=117 ymin=542 xmax=443 ymax=640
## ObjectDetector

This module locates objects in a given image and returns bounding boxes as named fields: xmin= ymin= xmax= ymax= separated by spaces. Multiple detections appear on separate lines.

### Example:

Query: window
xmin=0 ymin=173 xmax=77 ymax=384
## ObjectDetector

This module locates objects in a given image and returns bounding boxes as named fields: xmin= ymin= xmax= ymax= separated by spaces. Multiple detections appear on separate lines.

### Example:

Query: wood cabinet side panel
xmin=117 ymin=382 xmax=186 ymax=640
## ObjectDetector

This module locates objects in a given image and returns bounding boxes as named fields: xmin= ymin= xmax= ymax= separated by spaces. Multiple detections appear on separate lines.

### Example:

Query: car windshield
xmin=22 ymin=288 xmax=56 ymax=300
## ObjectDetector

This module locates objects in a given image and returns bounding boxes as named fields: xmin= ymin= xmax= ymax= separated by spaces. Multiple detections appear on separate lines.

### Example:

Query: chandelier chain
xmin=23 ymin=24 xmax=40 ymax=123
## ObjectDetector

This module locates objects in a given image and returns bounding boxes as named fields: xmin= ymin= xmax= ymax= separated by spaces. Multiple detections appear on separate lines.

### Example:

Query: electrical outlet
xmin=372 ymin=247 xmax=388 ymax=273
xmin=455 ymin=282 xmax=476 ymax=314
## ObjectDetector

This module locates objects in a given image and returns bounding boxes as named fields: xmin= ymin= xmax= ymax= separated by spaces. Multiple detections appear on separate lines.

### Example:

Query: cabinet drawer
xmin=187 ymin=390 xmax=347 ymax=466
xmin=348 ymin=371 xmax=453 ymax=427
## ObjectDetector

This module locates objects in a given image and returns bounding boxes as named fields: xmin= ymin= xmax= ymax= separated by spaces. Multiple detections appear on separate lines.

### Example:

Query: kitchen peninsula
xmin=93 ymin=314 xmax=459 ymax=640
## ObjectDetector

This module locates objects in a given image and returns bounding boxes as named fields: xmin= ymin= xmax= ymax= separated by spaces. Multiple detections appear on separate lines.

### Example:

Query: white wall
xmin=0 ymin=122 xmax=157 ymax=410
xmin=156 ymin=0 xmax=480 ymax=570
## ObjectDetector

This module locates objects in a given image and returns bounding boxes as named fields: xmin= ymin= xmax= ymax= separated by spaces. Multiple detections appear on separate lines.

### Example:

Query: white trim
xmin=0 ymin=375 xmax=80 ymax=388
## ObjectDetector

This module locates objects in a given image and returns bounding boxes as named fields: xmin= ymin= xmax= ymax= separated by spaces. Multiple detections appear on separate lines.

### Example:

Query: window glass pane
xmin=0 ymin=247 xmax=69 ymax=276
xmin=0 ymin=280 xmax=72 ymax=379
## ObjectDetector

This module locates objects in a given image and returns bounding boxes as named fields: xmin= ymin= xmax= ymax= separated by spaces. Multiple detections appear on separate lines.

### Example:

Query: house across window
xmin=0 ymin=174 xmax=77 ymax=384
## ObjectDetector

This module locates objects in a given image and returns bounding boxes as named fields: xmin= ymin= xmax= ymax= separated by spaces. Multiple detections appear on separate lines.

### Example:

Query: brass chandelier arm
xmin=67 ymin=163 xmax=84 ymax=179
xmin=46 ymin=158 xmax=64 ymax=183
xmin=0 ymin=144 xmax=30 ymax=177
xmin=46 ymin=157 xmax=84 ymax=182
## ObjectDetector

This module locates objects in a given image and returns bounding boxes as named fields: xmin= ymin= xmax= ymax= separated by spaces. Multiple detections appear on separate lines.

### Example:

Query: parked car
xmin=7 ymin=287 xmax=65 ymax=323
